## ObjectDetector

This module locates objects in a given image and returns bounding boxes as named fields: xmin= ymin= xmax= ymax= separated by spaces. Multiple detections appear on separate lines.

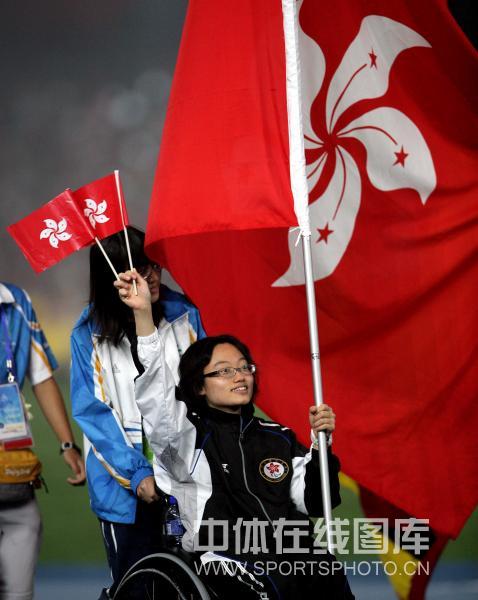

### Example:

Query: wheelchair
xmin=109 ymin=490 xmax=354 ymax=599
xmin=111 ymin=489 xmax=276 ymax=599
xmin=112 ymin=550 xmax=212 ymax=599
xmin=112 ymin=549 xmax=276 ymax=599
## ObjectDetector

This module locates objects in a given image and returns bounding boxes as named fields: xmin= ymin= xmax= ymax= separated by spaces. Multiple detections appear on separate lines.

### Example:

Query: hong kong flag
xmin=146 ymin=0 xmax=478 ymax=585
xmin=71 ymin=171 xmax=129 ymax=241
xmin=7 ymin=190 xmax=95 ymax=273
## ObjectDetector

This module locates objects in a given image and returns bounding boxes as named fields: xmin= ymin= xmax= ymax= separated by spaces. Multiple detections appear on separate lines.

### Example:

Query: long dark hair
xmin=177 ymin=334 xmax=257 ymax=410
xmin=88 ymin=225 xmax=161 ymax=345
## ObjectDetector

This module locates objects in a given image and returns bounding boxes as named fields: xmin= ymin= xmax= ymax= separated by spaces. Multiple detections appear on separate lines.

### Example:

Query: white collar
xmin=0 ymin=283 xmax=15 ymax=305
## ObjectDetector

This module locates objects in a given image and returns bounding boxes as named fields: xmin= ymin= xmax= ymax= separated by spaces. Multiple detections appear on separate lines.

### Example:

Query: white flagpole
xmin=95 ymin=237 xmax=120 ymax=280
xmin=114 ymin=170 xmax=137 ymax=295
xmin=281 ymin=0 xmax=334 ymax=553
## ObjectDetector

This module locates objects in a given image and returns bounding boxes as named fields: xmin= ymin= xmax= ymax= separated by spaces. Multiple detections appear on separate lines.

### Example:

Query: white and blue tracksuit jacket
xmin=70 ymin=285 xmax=205 ymax=524
xmin=0 ymin=282 xmax=57 ymax=388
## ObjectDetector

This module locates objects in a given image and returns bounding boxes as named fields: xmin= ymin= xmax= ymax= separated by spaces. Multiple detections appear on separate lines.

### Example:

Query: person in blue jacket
xmin=1 ymin=282 xmax=85 ymax=600
xmin=70 ymin=226 xmax=205 ymax=599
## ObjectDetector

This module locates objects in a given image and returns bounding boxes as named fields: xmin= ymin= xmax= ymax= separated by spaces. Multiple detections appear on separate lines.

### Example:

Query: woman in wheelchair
xmin=114 ymin=270 xmax=354 ymax=599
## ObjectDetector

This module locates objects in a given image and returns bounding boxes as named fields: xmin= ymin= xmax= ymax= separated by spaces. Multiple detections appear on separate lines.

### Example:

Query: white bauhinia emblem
xmin=273 ymin=14 xmax=437 ymax=287
xmin=84 ymin=198 xmax=110 ymax=229
xmin=39 ymin=218 xmax=72 ymax=248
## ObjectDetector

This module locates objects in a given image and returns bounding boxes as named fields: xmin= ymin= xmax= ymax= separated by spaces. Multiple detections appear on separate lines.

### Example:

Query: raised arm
xmin=115 ymin=271 xmax=196 ymax=476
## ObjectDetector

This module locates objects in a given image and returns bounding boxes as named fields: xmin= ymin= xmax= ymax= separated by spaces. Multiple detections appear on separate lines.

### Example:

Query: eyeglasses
xmin=137 ymin=263 xmax=162 ymax=282
xmin=203 ymin=364 xmax=256 ymax=379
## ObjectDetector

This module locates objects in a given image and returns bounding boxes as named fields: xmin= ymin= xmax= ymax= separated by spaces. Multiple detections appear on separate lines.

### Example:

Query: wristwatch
xmin=60 ymin=441 xmax=82 ymax=455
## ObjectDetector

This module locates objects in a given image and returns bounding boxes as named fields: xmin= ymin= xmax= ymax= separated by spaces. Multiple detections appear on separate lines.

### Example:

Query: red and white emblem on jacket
xmin=259 ymin=458 xmax=289 ymax=483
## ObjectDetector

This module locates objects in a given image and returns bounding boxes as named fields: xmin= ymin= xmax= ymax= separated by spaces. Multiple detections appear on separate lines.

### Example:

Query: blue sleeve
xmin=12 ymin=286 xmax=58 ymax=386
xmin=189 ymin=306 xmax=206 ymax=339
xmin=70 ymin=324 xmax=153 ymax=494
xmin=24 ymin=298 xmax=58 ymax=369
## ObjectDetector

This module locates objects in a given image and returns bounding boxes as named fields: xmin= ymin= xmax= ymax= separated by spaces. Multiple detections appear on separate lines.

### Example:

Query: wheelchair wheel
xmin=113 ymin=552 xmax=211 ymax=600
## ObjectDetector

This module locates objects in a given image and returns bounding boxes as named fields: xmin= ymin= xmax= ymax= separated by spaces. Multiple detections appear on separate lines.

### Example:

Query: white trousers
xmin=0 ymin=498 xmax=42 ymax=600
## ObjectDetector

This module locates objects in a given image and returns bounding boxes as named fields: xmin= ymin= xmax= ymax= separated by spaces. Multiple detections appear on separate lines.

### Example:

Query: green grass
xmin=25 ymin=375 xmax=478 ymax=564
xmin=26 ymin=370 xmax=105 ymax=563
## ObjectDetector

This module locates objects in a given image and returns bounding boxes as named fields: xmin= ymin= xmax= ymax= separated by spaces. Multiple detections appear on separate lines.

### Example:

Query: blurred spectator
xmin=0 ymin=282 xmax=85 ymax=600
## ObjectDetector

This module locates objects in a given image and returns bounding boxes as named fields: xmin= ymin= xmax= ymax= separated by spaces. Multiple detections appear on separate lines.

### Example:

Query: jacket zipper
xmin=238 ymin=416 xmax=275 ymax=529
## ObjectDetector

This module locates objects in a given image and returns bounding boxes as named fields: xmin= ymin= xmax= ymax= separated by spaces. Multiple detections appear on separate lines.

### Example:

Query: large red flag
xmin=7 ymin=190 xmax=95 ymax=273
xmin=147 ymin=0 xmax=478 ymax=552
xmin=71 ymin=172 xmax=129 ymax=240
xmin=148 ymin=2 xmax=295 ymax=236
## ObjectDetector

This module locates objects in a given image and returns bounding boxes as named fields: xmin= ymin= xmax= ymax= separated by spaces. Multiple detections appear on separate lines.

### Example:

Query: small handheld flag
xmin=72 ymin=172 xmax=130 ymax=240
xmin=7 ymin=190 xmax=95 ymax=273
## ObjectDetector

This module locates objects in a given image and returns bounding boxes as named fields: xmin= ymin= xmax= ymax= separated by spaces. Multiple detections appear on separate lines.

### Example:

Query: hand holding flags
xmin=7 ymin=171 xmax=131 ymax=277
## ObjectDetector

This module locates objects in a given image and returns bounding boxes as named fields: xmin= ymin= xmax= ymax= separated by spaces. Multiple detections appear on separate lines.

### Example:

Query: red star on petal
xmin=369 ymin=49 xmax=378 ymax=69
xmin=393 ymin=146 xmax=409 ymax=167
xmin=316 ymin=223 xmax=334 ymax=244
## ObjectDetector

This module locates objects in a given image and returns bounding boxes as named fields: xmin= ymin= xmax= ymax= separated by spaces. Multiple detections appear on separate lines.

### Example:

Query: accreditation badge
xmin=0 ymin=382 xmax=32 ymax=446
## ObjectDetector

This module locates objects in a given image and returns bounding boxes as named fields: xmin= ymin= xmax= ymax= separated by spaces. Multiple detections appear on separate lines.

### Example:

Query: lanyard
xmin=0 ymin=305 xmax=16 ymax=383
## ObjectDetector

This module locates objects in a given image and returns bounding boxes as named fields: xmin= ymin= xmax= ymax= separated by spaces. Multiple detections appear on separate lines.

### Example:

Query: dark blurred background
xmin=1 ymin=0 xmax=187 ymax=341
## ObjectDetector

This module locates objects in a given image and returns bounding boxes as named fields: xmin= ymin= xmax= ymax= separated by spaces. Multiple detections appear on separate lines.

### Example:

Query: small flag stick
xmin=95 ymin=237 xmax=119 ymax=280
xmin=114 ymin=169 xmax=137 ymax=295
